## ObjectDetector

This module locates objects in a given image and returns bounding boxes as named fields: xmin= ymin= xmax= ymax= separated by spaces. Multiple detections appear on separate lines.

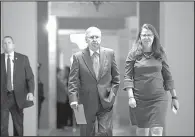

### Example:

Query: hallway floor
xmin=38 ymin=125 xmax=134 ymax=136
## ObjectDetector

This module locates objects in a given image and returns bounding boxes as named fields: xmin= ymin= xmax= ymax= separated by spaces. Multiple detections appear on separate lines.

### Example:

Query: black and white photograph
xmin=1 ymin=1 xmax=194 ymax=136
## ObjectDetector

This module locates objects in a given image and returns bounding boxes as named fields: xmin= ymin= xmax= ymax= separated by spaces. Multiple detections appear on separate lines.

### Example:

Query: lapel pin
xmin=13 ymin=57 xmax=17 ymax=63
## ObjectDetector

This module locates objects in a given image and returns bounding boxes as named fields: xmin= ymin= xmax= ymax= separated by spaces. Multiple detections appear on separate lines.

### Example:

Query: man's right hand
xmin=70 ymin=101 xmax=78 ymax=109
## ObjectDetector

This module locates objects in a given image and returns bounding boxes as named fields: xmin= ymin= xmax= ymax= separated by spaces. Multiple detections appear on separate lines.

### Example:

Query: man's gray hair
xmin=85 ymin=26 xmax=101 ymax=37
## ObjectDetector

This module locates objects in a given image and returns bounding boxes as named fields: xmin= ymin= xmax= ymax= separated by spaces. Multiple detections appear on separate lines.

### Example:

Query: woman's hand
xmin=171 ymin=98 xmax=179 ymax=111
xmin=129 ymin=97 xmax=136 ymax=108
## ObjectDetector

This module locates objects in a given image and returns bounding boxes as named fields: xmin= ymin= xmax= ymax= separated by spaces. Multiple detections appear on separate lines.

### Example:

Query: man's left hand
xmin=106 ymin=91 xmax=115 ymax=102
xmin=26 ymin=93 xmax=34 ymax=101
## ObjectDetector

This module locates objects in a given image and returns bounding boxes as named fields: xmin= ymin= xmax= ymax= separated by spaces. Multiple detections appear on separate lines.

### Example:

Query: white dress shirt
xmin=89 ymin=49 xmax=100 ymax=57
xmin=5 ymin=51 xmax=14 ymax=90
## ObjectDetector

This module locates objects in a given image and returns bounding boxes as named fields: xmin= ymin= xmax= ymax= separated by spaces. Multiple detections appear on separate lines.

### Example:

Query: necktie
xmin=7 ymin=55 xmax=12 ymax=91
xmin=92 ymin=52 xmax=100 ymax=79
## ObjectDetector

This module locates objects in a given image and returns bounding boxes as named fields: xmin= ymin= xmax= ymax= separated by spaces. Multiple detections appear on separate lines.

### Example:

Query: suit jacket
xmin=1 ymin=52 xmax=35 ymax=109
xmin=68 ymin=47 xmax=120 ymax=110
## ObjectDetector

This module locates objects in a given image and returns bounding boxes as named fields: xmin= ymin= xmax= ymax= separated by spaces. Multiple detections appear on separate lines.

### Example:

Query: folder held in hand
xmin=73 ymin=104 xmax=87 ymax=124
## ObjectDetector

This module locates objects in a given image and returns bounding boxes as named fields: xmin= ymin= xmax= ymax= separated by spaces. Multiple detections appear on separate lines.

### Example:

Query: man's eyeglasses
xmin=88 ymin=36 xmax=100 ymax=39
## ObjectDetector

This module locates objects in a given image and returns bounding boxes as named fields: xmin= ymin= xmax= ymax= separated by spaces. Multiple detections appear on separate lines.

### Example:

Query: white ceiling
xmin=49 ymin=2 xmax=137 ymax=18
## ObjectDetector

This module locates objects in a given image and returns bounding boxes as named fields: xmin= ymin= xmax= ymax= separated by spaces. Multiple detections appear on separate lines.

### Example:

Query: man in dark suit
xmin=68 ymin=27 xmax=120 ymax=136
xmin=37 ymin=63 xmax=45 ymax=128
xmin=1 ymin=36 xmax=35 ymax=136
xmin=56 ymin=68 xmax=67 ymax=129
